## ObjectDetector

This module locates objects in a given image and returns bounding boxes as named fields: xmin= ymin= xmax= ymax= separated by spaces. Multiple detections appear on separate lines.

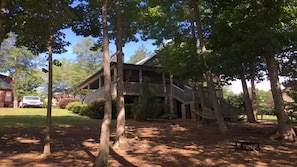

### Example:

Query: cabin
xmin=0 ymin=74 xmax=13 ymax=107
xmin=78 ymin=54 xmax=238 ymax=121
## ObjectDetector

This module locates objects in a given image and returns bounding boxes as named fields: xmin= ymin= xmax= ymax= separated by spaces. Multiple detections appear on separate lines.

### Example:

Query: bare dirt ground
xmin=0 ymin=119 xmax=297 ymax=167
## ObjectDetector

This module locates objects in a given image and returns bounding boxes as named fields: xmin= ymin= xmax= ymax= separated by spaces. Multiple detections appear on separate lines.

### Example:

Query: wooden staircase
xmin=81 ymin=82 xmax=238 ymax=121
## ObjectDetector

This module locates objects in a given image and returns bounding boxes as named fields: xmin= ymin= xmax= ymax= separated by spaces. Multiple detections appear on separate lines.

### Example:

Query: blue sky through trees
xmin=59 ymin=29 xmax=157 ymax=63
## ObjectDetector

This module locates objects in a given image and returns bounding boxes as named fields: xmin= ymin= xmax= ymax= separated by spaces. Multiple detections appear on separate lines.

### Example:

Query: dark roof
xmin=0 ymin=74 xmax=12 ymax=89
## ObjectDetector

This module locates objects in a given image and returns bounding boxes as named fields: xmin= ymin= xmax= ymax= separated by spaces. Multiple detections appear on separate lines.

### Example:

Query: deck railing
xmin=82 ymin=82 xmax=117 ymax=103
xmin=82 ymin=81 xmax=222 ymax=104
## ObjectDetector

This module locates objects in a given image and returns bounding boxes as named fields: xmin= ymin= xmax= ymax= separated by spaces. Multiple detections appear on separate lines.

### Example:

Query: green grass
xmin=240 ymin=114 xmax=297 ymax=123
xmin=0 ymin=108 xmax=101 ymax=129
xmin=257 ymin=114 xmax=278 ymax=121
xmin=239 ymin=114 xmax=278 ymax=121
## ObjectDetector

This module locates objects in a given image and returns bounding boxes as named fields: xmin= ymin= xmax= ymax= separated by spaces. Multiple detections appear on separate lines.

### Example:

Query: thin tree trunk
xmin=189 ymin=7 xmax=207 ymax=120
xmin=43 ymin=36 xmax=53 ymax=158
xmin=197 ymin=83 xmax=207 ymax=118
xmin=251 ymin=78 xmax=258 ymax=122
xmin=0 ymin=0 xmax=7 ymax=46
xmin=12 ymin=56 xmax=18 ymax=108
xmin=113 ymin=0 xmax=126 ymax=149
xmin=11 ymin=72 xmax=18 ymax=108
xmin=42 ymin=1 xmax=54 ymax=158
xmin=93 ymin=0 xmax=112 ymax=166
xmin=206 ymin=71 xmax=227 ymax=135
xmin=265 ymin=56 xmax=296 ymax=142
xmin=240 ymin=74 xmax=256 ymax=123
xmin=192 ymin=0 xmax=227 ymax=135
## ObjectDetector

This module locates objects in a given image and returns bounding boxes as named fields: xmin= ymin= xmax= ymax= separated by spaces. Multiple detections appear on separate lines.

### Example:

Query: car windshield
xmin=25 ymin=96 xmax=40 ymax=100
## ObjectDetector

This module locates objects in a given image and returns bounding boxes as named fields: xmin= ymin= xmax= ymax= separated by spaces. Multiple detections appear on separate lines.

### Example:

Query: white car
xmin=19 ymin=96 xmax=43 ymax=108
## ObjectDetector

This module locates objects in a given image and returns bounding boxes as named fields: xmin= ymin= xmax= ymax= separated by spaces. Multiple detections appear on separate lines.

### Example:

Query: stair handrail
xmin=170 ymin=84 xmax=195 ymax=103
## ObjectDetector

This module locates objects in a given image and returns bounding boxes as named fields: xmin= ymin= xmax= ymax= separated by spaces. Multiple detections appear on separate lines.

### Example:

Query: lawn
xmin=1 ymin=108 xmax=297 ymax=167
xmin=0 ymin=108 xmax=101 ymax=129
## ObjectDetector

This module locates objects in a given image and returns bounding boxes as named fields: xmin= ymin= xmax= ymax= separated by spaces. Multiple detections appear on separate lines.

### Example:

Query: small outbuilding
xmin=0 ymin=74 xmax=13 ymax=107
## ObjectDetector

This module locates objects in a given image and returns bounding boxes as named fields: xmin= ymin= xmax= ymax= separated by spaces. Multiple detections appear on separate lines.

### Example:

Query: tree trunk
xmin=189 ymin=7 xmax=207 ymax=121
xmin=42 ymin=2 xmax=54 ymax=158
xmin=11 ymin=73 xmax=18 ymax=108
xmin=0 ymin=0 xmax=7 ymax=46
xmin=251 ymin=78 xmax=258 ymax=122
xmin=240 ymin=74 xmax=256 ymax=123
xmin=43 ymin=35 xmax=53 ymax=158
xmin=192 ymin=0 xmax=227 ymax=136
xmin=93 ymin=1 xmax=112 ymax=166
xmin=197 ymin=83 xmax=207 ymax=117
xmin=113 ymin=0 xmax=126 ymax=149
xmin=12 ymin=56 xmax=18 ymax=108
xmin=206 ymin=71 xmax=227 ymax=135
xmin=265 ymin=56 xmax=296 ymax=142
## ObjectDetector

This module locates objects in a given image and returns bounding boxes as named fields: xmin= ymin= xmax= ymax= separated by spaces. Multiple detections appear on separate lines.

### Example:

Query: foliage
xmin=131 ymin=80 xmax=165 ymax=121
xmin=81 ymin=99 xmax=105 ymax=119
xmin=157 ymin=37 xmax=205 ymax=81
xmin=138 ymin=1 xmax=190 ymax=46
xmin=52 ymin=59 xmax=76 ymax=95
xmin=75 ymin=99 xmax=117 ymax=119
xmin=58 ymin=98 xmax=79 ymax=109
xmin=12 ymin=1 xmax=74 ymax=55
xmin=0 ymin=33 xmax=43 ymax=101
xmin=66 ymin=101 xmax=84 ymax=111
xmin=223 ymin=86 xmax=274 ymax=115
xmin=124 ymin=103 xmax=135 ymax=118
xmin=73 ymin=37 xmax=103 ymax=74
xmin=16 ymin=70 xmax=45 ymax=99
xmin=283 ymin=80 xmax=297 ymax=112
xmin=72 ymin=104 xmax=88 ymax=115
xmin=128 ymin=45 xmax=152 ymax=64
xmin=160 ymin=113 xmax=177 ymax=119
xmin=71 ymin=0 xmax=141 ymax=45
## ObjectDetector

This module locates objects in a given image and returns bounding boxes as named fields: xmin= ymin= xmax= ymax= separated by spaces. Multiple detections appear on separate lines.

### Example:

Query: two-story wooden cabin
xmin=78 ymin=54 xmax=238 ymax=121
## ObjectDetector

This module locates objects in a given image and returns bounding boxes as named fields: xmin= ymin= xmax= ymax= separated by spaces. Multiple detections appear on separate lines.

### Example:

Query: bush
xmin=81 ymin=99 xmax=117 ymax=119
xmin=131 ymin=80 xmax=165 ymax=121
xmin=83 ymin=99 xmax=105 ymax=119
xmin=72 ymin=105 xmax=82 ymax=114
xmin=66 ymin=102 xmax=87 ymax=115
xmin=58 ymin=98 xmax=79 ymax=109
xmin=160 ymin=113 xmax=177 ymax=119
xmin=124 ymin=103 xmax=135 ymax=118
xmin=66 ymin=102 xmax=83 ymax=111
xmin=78 ymin=105 xmax=89 ymax=116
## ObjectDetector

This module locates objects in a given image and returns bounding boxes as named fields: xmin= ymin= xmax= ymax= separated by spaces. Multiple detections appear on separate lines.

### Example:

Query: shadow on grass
xmin=110 ymin=148 xmax=138 ymax=167
xmin=0 ymin=115 xmax=100 ymax=129
xmin=0 ymin=124 xmax=100 ymax=166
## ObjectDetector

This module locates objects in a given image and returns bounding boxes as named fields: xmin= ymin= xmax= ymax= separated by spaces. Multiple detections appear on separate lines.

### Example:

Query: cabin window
xmin=100 ymin=76 xmax=104 ymax=87
xmin=5 ymin=91 xmax=12 ymax=102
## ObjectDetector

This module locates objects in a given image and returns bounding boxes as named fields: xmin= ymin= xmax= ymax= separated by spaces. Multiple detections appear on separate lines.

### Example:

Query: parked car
xmin=19 ymin=96 xmax=43 ymax=108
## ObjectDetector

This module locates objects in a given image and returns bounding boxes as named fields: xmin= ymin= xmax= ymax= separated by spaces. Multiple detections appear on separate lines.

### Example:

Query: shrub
xmin=83 ymin=99 xmax=105 ymax=119
xmin=66 ymin=102 xmax=87 ymax=115
xmin=66 ymin=102 xmax=82 ymax=111
xmin=124 ymin=103 xmax=134 ymax=118
xmin=81 ymin=99 xmax=117 ymax=119
xmin=160 ymin=113 xmax=177 ymax=119
xmin=72 ymin=105 xmax=82 ymax=114
xmin=78 ymin=105 xmax=89 ymax=116
xmin=58 ymin=98 xmax=79 ymax=109
xmin=131 ymin=80 xmax=165 ymax=121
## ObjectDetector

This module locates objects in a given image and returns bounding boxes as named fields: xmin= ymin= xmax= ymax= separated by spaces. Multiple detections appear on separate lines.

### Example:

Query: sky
xmin=58 ymin=29 xmax=158 ymax=63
